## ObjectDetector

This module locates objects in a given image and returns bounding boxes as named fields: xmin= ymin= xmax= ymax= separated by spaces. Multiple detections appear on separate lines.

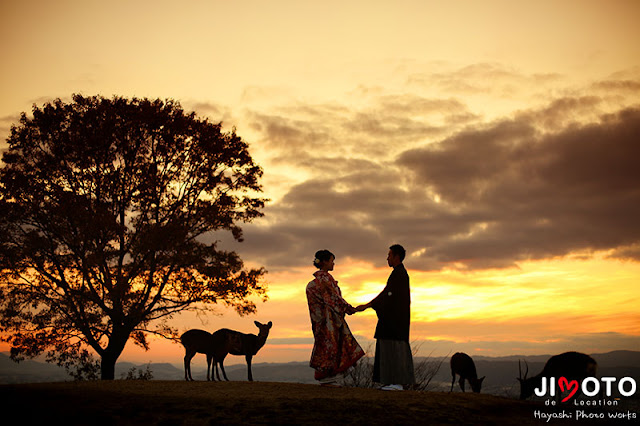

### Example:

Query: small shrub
xmin=121 ymin=364 xmax=154 ymax=380
xmin=340 ymin=342 xmax=448 ymax=390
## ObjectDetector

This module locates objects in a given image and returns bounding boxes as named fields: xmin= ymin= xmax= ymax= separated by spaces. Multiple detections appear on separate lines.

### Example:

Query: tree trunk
xmin=100 ymin=330 xmax=129 ymax=380
xmin=101 ymin=352 xmax=118 ymax=380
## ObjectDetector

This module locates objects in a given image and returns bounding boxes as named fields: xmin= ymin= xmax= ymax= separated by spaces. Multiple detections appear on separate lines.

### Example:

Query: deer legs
xmin=449 ymin=374 xmax=467 ymax=392
xmin=206 ymin=354 xmax=214 ymax=381
xmin=184 ymin=350 xmax=196 ymax=381
xmin=184 ymin=351 xmax=255 ymax=382
xmin=205 ymin=355 xmax=229 ymax=381
xmin=211 ymin=355 xmax=229 ymax=381
xmin=219 ymin=361 xmax=229 ymax=381
xmin=246 ymin=355 xmax=253 ymax=382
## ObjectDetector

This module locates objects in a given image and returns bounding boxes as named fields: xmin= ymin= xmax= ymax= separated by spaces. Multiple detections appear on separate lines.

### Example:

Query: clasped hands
xmin=347 ymin=304 xmax=370 ymax=315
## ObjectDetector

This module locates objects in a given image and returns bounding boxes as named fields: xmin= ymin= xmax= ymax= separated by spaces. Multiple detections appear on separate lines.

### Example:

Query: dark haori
xmin=450 ymin=352 xmax=485 ymax=393
xmin=518 ymin=351 xmax=597 ymax=400
xmin=369 ymin=245 xmax=415 ymax=389
xmin=181 ymin=321 xmax=272 ymax=382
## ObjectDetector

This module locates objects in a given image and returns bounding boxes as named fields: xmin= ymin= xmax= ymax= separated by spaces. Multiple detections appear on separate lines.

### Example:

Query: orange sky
xmin=1 ymin=0 xmax=639 ymax=366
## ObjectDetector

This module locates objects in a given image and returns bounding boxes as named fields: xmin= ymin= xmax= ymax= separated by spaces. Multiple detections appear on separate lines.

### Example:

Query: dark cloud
xmin=517 ymin=96 xmax=604 ymax=130
xmin=399 ymin=105 xmax=640 ymax=268
xmin=607 ymin=244 xmax=640 ymax=262
xmin=228 ymin=93 xmax=640 ymax=272
xmin=219 ymin=166 xmax=414 ymax=270
xmin=249 ymin=111 xmax=335 ymax=157
xmin=592 ymin=79 xmax=640 ymax=92
xmin=407 ymin=63 xmax=564 ymax=96
xmin=247 ymin=93 xmax=476 ymax=164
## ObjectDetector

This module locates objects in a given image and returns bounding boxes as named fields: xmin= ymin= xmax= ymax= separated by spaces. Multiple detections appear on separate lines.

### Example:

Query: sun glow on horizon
xmin=3 ymin=253 xmax=636 ymax=363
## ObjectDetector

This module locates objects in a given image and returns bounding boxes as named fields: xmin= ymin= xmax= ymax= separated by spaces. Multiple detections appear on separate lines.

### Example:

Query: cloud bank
xmin=219 ymin=68 xmax=640 ymax=272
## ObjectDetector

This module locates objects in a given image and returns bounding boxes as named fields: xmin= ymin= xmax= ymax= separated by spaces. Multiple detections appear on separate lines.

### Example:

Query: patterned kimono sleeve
xmin=318 ymin=274 xmax=352 ymax=316
xmin=306 ymin=282 xmax=325 ymax=329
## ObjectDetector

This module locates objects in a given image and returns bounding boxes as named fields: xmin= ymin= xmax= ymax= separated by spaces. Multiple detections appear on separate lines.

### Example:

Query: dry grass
xmin=0 ymin=381 xmax=623 ymax=425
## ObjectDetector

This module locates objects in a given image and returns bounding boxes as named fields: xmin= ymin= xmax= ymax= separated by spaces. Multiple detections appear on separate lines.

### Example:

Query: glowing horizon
xmin=31 ymin=254 xmax=633 ymax=366
xmin=1 ymin=0 xmax=639 ymax=367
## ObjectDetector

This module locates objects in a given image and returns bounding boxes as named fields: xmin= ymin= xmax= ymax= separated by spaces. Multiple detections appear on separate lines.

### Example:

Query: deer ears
xmin=255 ymin=321 xmax=273 ymax=329
xmin=479 ymin=376 xmax=486 ymax=383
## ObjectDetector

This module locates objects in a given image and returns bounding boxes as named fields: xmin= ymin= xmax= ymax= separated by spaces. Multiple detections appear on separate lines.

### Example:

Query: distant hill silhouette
xmin=2 ymin=350 xmax=639 ymax=397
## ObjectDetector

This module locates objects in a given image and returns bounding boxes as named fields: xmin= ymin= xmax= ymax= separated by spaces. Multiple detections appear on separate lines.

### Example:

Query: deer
xmin=450 ymin=352 xmax=485 ymax=393
xmin=518 ymin=351 xmax=598 ymax=400
xmin=180 ymin=321 xmax=273 ymax=382
xmin=180 ymin=328 xmax=226 ymax=381
xmin=210 ymin=320 xmax=273 ymax=382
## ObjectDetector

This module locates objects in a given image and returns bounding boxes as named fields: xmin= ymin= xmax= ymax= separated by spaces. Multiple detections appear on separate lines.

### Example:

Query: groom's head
xmin=387 ymin=244 xmax=406 ymax=267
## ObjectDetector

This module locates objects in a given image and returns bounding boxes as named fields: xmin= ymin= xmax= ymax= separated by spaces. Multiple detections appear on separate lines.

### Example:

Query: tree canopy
xmin=0 ymin=95 xmax=268 ymax=379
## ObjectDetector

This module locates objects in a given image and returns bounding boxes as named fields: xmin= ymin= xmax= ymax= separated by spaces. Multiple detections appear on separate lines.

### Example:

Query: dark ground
xmin=0 ymin=381 xmax=635 ymax=425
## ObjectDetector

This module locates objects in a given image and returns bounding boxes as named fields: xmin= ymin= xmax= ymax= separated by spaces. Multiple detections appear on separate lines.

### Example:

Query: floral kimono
xmin=306 ymin=270 xmax=365 ymax=380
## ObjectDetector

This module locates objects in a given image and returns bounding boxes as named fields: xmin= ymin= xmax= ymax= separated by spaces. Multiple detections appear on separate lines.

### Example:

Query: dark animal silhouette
xmin=180 ymin=321 xmax=273 ymax=382
xmin=181 ymin=329 xmax=220 ymax=381
xmin=518 ymin=351 xmax=597 ymax=400
xmin=450 ymin=352 xmax=485 ymax=393
xmin=210 ymin=321 xmax=273 ymax=382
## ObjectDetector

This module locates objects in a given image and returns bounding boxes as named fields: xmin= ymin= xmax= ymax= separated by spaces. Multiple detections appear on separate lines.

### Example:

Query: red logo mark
xmin=558 ymin=377 xmax=579 ymax=402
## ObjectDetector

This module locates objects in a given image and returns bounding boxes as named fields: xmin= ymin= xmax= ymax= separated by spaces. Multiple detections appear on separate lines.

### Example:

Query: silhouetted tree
xmin=0 ymin=95 xmax=268 ymax=380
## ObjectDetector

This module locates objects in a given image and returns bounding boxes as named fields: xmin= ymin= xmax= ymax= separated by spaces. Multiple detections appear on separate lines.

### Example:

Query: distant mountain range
xmin=0 ymin=352 xmax=313 ymax=384
xmin=2 ymin=350 xmax=639 ymax=398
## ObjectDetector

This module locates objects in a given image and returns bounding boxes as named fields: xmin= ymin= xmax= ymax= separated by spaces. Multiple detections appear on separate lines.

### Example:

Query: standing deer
xmin=211 ymin=320 xmax=273 ymax=382
xmin=181 ymin=329 xmax=224 ymax=381
xmin=518 ymin=351 xmax=597 ymax=400
xmin=180 ymin=321 xmax=273 ymax=382
xmin=450 ymin=352 xmax=485 ymax=393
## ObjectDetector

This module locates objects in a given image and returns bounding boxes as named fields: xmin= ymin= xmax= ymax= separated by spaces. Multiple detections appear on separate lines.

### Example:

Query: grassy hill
xmin=1 ymin=381 xmax=636 ymax=425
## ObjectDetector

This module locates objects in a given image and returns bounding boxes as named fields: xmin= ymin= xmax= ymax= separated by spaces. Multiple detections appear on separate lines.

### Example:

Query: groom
xmin=356 ymin=244 xmax=415 ymax=390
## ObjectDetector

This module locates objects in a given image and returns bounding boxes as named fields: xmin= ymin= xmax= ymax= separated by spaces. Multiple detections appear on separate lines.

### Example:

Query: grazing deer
xmin=518 ymin=351 xmax=598 ymax=400
xmin=180 ymin=329 xmax=224 ymax=381
xmin=450 ymin=352 xmax=485 ymax=393
xmin=210 ymin=320 xmax=273 ymax=382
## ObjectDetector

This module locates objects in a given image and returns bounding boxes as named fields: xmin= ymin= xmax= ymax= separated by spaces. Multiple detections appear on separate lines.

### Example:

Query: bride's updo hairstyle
xmin=313 ymin=249 xmax=335 ymax=269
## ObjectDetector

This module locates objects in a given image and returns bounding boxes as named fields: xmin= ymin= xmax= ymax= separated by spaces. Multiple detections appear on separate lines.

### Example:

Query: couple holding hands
xmin=305 ymin=245 xmax=415 ymax=390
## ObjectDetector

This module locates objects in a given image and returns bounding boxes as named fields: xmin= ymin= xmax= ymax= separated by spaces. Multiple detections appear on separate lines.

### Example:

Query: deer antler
xmin=518 ymin=359 xmax=530 ymax=380
xmin=519 ymin=359 xmax=522 ymax=380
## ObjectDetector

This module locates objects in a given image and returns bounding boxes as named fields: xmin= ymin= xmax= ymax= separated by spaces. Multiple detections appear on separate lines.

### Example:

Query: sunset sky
xmin=1 ymin=0 xmax=639 ymax=367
